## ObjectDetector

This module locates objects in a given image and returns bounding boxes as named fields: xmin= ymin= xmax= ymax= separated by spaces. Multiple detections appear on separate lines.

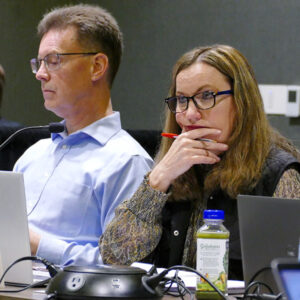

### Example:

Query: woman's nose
xmin=185 ymin=99 xmax=202 ymax=121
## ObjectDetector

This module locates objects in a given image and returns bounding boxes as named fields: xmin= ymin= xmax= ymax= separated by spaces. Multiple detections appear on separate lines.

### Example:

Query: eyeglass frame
xmin=30 ymin=52 xmax=98 ymax=74
xmin=164 ymin=89 xmax=234 ymax=114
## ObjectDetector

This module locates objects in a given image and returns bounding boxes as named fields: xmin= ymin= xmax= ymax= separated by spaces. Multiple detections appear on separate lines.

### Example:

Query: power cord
xmin=163 ymin=269 xmax=191 ymax=299
xmin=142 ymin=265 xmax=230 ymax=300
xmin=242 ymin=267 xmax=285 ymax=300
xmin=0 ymin=255 xmax=58 ymax=293
xmin=248 ymin=267 xmax=273 ymax=288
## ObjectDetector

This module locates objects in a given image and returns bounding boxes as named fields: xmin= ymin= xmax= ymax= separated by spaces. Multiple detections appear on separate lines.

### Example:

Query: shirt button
xmin=62 ymin=144 xmax=67 ymax=149
xmin=173 ymin=230 xmax=179 ymax=236
xmin=209 ymin=196 xmax=214 ymax=200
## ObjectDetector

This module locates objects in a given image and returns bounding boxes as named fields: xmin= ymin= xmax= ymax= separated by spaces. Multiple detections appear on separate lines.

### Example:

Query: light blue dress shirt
xmin=14 ymin=112 xmax=153 ymax=266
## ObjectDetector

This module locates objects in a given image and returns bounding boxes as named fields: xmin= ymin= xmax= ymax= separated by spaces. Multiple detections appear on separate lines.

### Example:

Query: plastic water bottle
xmin=196 ymin=210 xmax=229 ymax=299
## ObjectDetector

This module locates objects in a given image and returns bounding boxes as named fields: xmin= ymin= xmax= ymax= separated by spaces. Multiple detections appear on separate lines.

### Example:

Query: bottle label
xmin=196 ymin=238 xmax=229 ymax=293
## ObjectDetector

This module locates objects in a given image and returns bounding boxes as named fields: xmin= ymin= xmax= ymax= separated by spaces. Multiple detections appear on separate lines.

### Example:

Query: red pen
xmin=161 ymin=132 xmax=216 ymax=143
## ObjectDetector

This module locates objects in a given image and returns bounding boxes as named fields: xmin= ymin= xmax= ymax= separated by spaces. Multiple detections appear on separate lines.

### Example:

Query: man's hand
xmin=29 ymin=229 xmax=41 ymax=255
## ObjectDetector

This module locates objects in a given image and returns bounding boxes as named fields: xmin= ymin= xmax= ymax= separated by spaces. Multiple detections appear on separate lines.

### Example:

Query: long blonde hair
xmin=156 ymin=45 xmax=299 ymax=198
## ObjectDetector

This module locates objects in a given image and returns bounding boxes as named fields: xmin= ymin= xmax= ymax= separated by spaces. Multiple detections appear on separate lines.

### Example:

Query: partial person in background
xmin=0 ymin=64 xmax=22 ymax=127
xmin=100 ymin=44 xmax=300 ymax=279
xmin=14 ymin=4 xmax=152 ymax=266
xmin=0 ymin=64 xmax=24 ymax=171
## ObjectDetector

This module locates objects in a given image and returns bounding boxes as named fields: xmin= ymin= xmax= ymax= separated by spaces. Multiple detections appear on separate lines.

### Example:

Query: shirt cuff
xmin=37 ymin=235 xmax=68 ymax=265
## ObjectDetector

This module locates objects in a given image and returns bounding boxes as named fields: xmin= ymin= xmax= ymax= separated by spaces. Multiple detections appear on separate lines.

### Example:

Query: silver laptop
xmin=237 ymin=194 xmax=300 ymax=293
xmin=0 ymin=171 xmax=34 ymax=285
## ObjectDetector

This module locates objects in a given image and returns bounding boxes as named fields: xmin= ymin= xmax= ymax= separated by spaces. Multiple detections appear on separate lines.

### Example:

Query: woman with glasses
xmin=99 ymin=44 xmax=300 ymax=279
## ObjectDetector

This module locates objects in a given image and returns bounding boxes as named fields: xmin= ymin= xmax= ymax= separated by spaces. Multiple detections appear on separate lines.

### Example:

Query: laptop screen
xmin=280 ymin=269 xmax=300 ymax=299
xmin=0 ymin=171 xmax=33 ymax=285
xmin=272 ymin=258 xmax=300 ymax=300
xmin=237 ymin=194 xmax=300 ymax=293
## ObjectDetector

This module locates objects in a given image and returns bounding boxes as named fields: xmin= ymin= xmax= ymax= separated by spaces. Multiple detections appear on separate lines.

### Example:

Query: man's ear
xmin=91 ymin=53 xmax=109 ymax=82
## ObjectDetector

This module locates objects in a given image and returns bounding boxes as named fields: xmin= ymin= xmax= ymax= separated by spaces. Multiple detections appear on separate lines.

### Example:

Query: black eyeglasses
xmin=165 ymin=90 xmax=233 ymax=113
xmin=30 ymin=52 xmax=98 ymax=74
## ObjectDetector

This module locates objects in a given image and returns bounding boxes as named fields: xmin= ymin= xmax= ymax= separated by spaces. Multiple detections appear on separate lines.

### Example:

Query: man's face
xmin=35 ymin=26 xmax=95 ymax=119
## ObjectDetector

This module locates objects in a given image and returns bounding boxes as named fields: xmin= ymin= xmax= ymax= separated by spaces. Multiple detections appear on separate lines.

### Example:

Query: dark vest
xmin=148 ymin=147 xmax=300 ymax=279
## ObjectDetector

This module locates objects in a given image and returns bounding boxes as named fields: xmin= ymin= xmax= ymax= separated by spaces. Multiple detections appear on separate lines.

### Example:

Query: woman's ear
xmin=91 ymin=53 xmax=109 ymax=82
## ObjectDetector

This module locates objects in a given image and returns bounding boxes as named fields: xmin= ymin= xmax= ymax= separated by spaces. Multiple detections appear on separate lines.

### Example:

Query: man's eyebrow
xmin=37 ymin=51 xmax=59 ymax=59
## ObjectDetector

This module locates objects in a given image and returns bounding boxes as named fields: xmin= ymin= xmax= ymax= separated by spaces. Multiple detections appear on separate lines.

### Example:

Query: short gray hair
xmin=37 ymin=4 xmax=123 ymax=86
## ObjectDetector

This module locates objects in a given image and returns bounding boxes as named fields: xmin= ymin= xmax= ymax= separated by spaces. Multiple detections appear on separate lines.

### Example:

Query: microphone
xmin=0 ymin=122 xmax=65 ymax=151
xmin=48 ymin=123 xmax=65 ymax=133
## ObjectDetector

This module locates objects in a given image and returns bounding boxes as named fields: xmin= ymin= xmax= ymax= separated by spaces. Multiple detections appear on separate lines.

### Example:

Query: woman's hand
xmin=149 ymin=128 xmax=228 ymax=192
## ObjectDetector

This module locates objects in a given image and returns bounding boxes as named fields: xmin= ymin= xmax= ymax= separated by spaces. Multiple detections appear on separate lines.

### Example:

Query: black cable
xmin=174 ymin=270 xmax=191 ymax=300
xmin=166 ymin=270 xmax=183 ymax=296
xmin=162 ymin=270 xmax=189 ymax=299
xmin=242 ymin=266 xmax=274 ymax=299
xmin=150 ymin=265 xmax=228 ymax=299
xmin=243 ymin=294 xmax=283 ymax=300
xmin=244 ymin=281 xmax=274 ymax=296
xmin=243 ymin=280 xmax=283 ymax=300
xmin=45 ymin=292 xmax=57 ymax=299
xmin=0 ymin=255 xmax=57 ymax=293
xmin=175 ymin=272 xmax=187 ymax=299
xmin=274 ymin=292 xmax=284 ymax=300
xmin=163 ymin=277 xmax=179 ymax=295
xmin=0 ymin=277 xmax=51 ymax=293
xmin=248 ymin=267 xmax=272 ymax=286
xmin=163 ymin=278 xmax=190 ymax=299
xmin=148 ymin=264 xmax=157 ymax=276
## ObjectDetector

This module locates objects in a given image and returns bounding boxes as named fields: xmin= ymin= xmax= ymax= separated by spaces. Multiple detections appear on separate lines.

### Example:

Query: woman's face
xmin=175 ymin=62 xmax=236 ymax=143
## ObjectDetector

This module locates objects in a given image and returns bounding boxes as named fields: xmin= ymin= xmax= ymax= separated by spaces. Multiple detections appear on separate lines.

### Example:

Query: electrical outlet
xmin=286 ymin=86 xmax=300 ymax=117
xmin=66 ymin=274 xmax=85 ymax=291
xmin=259 ymin=84 xmax=287 ymax=115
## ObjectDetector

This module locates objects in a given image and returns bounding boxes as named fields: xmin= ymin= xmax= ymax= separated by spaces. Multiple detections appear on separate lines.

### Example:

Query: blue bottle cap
xmin=203 ymin=210 xmax=224 ymax=220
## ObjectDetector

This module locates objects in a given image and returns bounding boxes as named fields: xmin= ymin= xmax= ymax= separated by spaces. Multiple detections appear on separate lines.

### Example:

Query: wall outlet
xmin=259 ymin=84 xmax=287 ymax=115
xmin=286 ymin=86 xmax=300 ymax=117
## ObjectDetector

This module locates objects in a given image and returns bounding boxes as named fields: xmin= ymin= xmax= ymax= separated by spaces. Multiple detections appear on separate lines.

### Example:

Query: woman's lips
xmin=185 ymin=125 xmax=208 ymax=131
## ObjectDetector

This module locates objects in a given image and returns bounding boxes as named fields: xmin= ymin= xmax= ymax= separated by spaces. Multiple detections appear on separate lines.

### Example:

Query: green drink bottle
xmin=196 ymin=210 xmax=229 ymax=299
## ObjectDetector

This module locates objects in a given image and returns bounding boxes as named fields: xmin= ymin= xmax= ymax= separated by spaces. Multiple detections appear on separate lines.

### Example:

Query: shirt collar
xmin=51 ymin=112 xmax=122 ymax=145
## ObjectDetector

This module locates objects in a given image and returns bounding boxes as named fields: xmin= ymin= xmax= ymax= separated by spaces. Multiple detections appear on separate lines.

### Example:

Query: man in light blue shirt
xmin=14 ymin=4 xmax=152 ymax=266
